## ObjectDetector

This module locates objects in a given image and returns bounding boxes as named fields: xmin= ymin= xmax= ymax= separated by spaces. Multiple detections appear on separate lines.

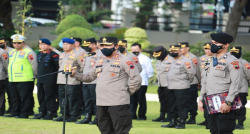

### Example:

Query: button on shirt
xmin=138 ymin=53 xmax=154 ymax=85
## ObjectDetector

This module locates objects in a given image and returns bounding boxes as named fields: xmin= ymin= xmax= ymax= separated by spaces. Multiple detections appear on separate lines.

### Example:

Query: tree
xmin=225 ymin=0 xmax=248 ymax=42
xmin=57 ymin=0 xmax=66 ymax=22
xmin=13 ymin=0 xmax=33 ymax=36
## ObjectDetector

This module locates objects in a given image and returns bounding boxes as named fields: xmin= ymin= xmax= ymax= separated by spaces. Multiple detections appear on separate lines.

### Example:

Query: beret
xmin=210 ymin=33 xmax=233 ymax=44
xmin=39 ymin=38 xmax=51 ymax=45
xmin=62 ymin=38 xmax=75 ymax=44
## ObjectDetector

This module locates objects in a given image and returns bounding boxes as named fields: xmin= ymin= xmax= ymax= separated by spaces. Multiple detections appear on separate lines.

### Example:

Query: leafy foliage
xmin=52 ymin=27 xmax=98 ymax=49
xmin=57 ymin=0 xmax=66 ymax=22
xmin=55 ymin=14 xmax=92 ymax=34
xmin=102 ymin=27 xmax=127 ymax=39
xmin=189 ymin=41 xmax=206 ymax=57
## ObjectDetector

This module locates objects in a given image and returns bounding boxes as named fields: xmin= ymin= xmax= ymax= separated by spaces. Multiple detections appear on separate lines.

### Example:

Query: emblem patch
xmin=185 ymin=62 xmax=191 ymax=69
xmin=126 ymin=61 xmax=134 ymax=69
xmin=2 ymin=53 xmax=8 ymax=60
xmin=28 ymin=55 xmax=33 ymax=60
xmin=231 ymin=61 xmax=240 ymax=70
xmin=245 ymin=63 xmax=250 ymax=70
xmin=192 ymin=58 xmax=198 ymax=65
xmin=133 ymin=57 xmax=139 ymax=63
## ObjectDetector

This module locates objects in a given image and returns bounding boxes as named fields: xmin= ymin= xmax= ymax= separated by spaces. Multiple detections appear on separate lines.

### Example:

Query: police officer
xmin=53 ymin=38 xmax=84 ymax=122
xmin=198 ymin=33 xmax=242 ymax=134
xmin=179 ymin=42 xmax=201 ymax=124
xmin=230 ymin=46 xmax=250 ymax=129
xmin=197 ymin=42 xmax=214 ymax=126
xmin=75 ymin=37 xmax=101 ymax=125
xmin=72 ymin=37 xmax=86 ymax=56
xmin=3 ymin=34 xmax=37 ymax=118
xmin=152 ymin=46 xmax=172 ymax=122
xmin=71 ymin=37 xmax=142 ymax=134
xmin=117 ymin=39 xmax=142 ymax=72
xmin=0 ymin=37 xmax=13 ymax=114
xmin=32 ymin=38 xmax=59 ymax=120
xmin=0 ymin=46 xmax=8 ymax=116
xmin=161 ymin=44 xmax=196 ymax=129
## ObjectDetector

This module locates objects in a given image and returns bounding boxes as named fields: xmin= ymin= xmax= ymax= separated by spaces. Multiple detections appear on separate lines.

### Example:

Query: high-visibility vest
xmin=8 ymin=48 xmax=34 ymax=82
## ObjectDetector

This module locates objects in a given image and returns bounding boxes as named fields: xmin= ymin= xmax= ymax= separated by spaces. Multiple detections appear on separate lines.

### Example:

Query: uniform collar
xmin=216 ymin=52 xmax=229 ymax=60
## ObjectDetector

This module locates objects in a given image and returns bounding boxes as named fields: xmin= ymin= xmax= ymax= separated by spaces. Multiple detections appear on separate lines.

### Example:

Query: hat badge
xmin=39 ymin=40 xmax=42 ymax=43
xmin=84 ymin=41 xmax=86 ymax=44
xmin=171 ymin=45 xmax=174 ymax=48
xmin=71 ymin=37 xmax=73 ymax=39
xmin=118 ymin=40 xmax=122 ymax=44
xmin=206 ymin=44 xmax=210 ymax=46
xmin=178 ymin=43 xmax=181 ymax=45
xmin=103 ymin=38 xmax=106 ymax=43
xmin=15 ymin=35 xmax=19 ymax=39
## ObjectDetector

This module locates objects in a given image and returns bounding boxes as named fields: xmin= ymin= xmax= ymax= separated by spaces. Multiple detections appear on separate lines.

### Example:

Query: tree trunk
xmin=0 ymin=0 xmax=15 ymax=31
xmin=225 ymin=0 xmax=248 ymax=43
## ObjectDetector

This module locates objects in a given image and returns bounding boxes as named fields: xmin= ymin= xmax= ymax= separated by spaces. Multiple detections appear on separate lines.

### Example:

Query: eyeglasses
xmin=13 ymin=42 xmax=22 ymax=44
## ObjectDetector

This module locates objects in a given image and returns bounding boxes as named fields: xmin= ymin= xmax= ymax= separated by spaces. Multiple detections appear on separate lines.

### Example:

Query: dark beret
xmin=153 ymin=46 xmax=165 ymax=52
xmin=71 ymin=37 xmax=82 ymax=44
xmin=39 ymin=38 xmax=51 ymax=45
xmin=210 ymin=33 xmax=233 ymax=44
xmin=62 ymin=38 xmax=75 ymax=44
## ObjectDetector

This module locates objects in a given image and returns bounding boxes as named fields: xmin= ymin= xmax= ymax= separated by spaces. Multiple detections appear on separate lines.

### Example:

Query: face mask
xmin=156 ymin=50 xmax=167 ymax=61
xmin=231 ymin=52 xmax=241 ymax=59
xmin=132 ymin=51 xmax=139 ymax=56
xmin=170 ymin=53 xmax=179 ymax=57
xmin=0 ymin=45 xmax=5 ymax=49
xmin=83 ymin=46 xmax=92 ymax=52
xmin=118 ymin=47 xmax=125 ymax=53
xmin=211 ymin=44 xmax=223 ymax=53
xmin=101 ymin=47 xmax=115 ymax=56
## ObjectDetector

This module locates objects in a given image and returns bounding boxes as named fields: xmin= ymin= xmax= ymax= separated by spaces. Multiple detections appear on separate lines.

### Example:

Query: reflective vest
xmin=8 ymin=48 xmax=34 ymax=82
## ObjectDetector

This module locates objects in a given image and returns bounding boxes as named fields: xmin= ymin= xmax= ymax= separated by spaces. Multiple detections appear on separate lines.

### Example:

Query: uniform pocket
xmin=213 ymin=66 xmax=226 ymax=77
xmin=117 ymin=111 xmax=132 ymax=125
xmin=173 ymin=66 xmax=180 ymax=74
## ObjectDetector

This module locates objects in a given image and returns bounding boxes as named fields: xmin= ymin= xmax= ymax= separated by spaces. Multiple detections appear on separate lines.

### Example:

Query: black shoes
xmin=15 ymin=115 xmax=28 ymax=119
xmin=30 ymin=112 xmax=45 ymax=119
xmin=235 ymin=124 xmax=244 ymax=130
xmin=89 ymin=116 xmax=97 ymax=125
xmin=152 ymin=112 xmax=165 ymax=122
xmin=161 ymin=118 xmax=177 ymax=128
xmin=41 ymin=111 xmax=53 ymax=120
xmin=186 ymin=115 xmax=196 ymax=124
xmin=5 ymin=107 xmax=11 ymax=114
xmin=53 ymin=116 xmax=67 ymax=122
xmin=3 ymin=114 xmax=15 ymax=117
xmin=75 ymin=113 xmax=92 ymax=124
xmin=175 ymin=119 xmax=186 ymax=129
xmin=197 ymin=120 xmax=206 ymax=126
xmin=66 ymin=116 xmax=77 ymax=122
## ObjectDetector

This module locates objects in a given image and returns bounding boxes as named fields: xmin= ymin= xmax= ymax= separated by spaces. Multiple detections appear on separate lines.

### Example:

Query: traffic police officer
xmin=161 ymin=44 xmax=196 ymax=129
xmin=33 ymin=38 xmax=59 ymax=120
xmin=199 ymin=33 xmax=242 ymax=134
xmin=0 ymin=46 xmax=8 ymax=116
xmin=75 ymin=37 xmax=101 ymax=125
xmin=53 ymin=38 xmax=84 ymax=122
xmin=71 ymin=37 xmax=142 ymax=134
xmin=230 ymin=46 xmax=250 ymax=129
xmin=152 ymin=46 xmax=172 ymax=122
xmin=179 ymin=42 xmax=201 ymax=124
xmin=117 ymin=39 xmax=142 ymax=72
xmin=3 ymin=34 xmax=37 ymax=118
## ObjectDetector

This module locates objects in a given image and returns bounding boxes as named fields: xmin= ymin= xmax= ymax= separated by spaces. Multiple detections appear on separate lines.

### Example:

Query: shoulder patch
xmin=28 ymin=55 xmax=33 ymax=60
xmin=244 ymin=63 xmax=250 ymax=70
xmin=185 ymin=62 xmax=191 ymax=69
xmin=2 ymin=53 xmax=8 ymax=60
xmin=126 ymin=61 xmax=134 ymax=69
xmin=133 ymin=57 xmax=138 ymax=63
xmin=231 ymin=61 xmax=240 ymax=70
xmin=192 ymin=58 xmax=198 ymax=65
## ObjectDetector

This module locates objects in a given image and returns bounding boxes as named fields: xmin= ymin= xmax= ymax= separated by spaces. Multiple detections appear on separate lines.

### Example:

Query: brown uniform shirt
xmin=57 ymin=50 xmax=84 ymax=85
xmin=0 ymin=48 xmax=9 ymax=80
xmin=184 ymin=52 xmax=201 ymax=85
xmin=74 ymin=53 xmax=142 ymax=106
xmin=75 ymin=47 xmax=86 ymax=56
xmin=199 ymin=53 xmax=242 ymax=102
xmin=122 ymin=50 xmax=142 ymax=73
xmin=167 ymin=56 xmax=196 ymax=89
xmin=156 ymin=56 xmax=173 ymax=87
xmin=238 ymin=58 xmax=250 ymax=93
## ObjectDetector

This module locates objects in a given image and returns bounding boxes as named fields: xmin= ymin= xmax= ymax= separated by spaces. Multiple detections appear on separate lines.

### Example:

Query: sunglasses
xmin=13 ymin=42 xmax=22 ymax=44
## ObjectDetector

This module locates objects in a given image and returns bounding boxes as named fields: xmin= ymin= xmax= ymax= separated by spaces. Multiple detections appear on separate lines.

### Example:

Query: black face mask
xmin=83 ymin=46 xmax=92 ymax=52
xmin=101 ymin=47 xmax=115 ymax=56
xmin=132 ymin=51 xmax=139 ymax=56
xmin=156 ymin=50 xmax=167 ymax=61
xmin=0 ymin=45 xmax=5 ymax=49
xmin=118 ymin=47 xmax=125 ymax=53
xmin=170 ymin=53 xmax=179 ymax=57
xmin=231 ymin=52 xmax=241 ymax=59
xmin=211 ymin=44 xmax=223 ymax=53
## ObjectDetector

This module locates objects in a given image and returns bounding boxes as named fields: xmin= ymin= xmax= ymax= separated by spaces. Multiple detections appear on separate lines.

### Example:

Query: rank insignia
xmin=177 ymin=60 xmax=181 ymax=63
xmin=110 ymin=72 xmax=116 ymax=77
xmin=201 ymin=58 xmax=206 ymax=61
xmin=231 ymin=61 xmax=240 ymax=70
xmin=192 ymin=58 xmax=198 ymax=65
xmin=97 ymin=73 xmax=100 ymax=78
xmin=99 ymin=59 xmax=104 ymax=62
xmin=219 ymin=59 xmax=226 ymax=62
xmin=245 ymin=63 xmax=250 ymax=70
xmin=168 ymin=60 xmax=172 ymax=63
xmin=165 ymin=56 xmax=168 ymax=60
xmin=133 ymin=57 xmax=139 ymax=63
xmin=91 ymin=62 xmax=95 ymax=66
xmin=166 ymin=67 xmax=169 ymax=72
xmin=126 ymin=61 xmax=134 ymax=69
xmin=185 ymin=62 xmax=191 ymax=69
xmin=28 ymin=55 xmax=33 ymax=60
xmin=114 ymin=54 xmax=119 ymax=59
xmin=113 ymin=62 xmax=120 ymax=65
xmin=201 ymin=64 xmax=204 ymax=69
xmin=2 ymin=53 xmax=8 ymax=60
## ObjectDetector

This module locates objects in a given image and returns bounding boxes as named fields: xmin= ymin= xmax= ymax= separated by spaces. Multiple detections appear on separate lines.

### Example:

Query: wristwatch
xmin=225 ymin=101 xmax=232 ymax=106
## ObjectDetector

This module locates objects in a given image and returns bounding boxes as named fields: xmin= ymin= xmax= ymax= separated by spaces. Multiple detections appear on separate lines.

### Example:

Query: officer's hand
xmin=198 ymin=101 xmax=204 ymax=112
xmin=220 ymin=103 xmax=231 ymax=114
xmin=71 ymin=68 xmax=76 ymax=76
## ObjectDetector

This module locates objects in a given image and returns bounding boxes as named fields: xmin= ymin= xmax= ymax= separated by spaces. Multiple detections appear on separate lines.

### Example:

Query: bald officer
xmin=161 ymin=44 xmax=196 ymax=129
xmin=3 ymin=34 xmax=37 ymax=118
xmin=71 ymin=37 xmax=142 ymax=134
xmin=0 ymin=47 xmax=8 ymax=116
xmin=152 ymin=46 xmax=172 ymax=122
xmin=230 ymin=46 xmax=250 ymax=129
xmin=199 ymin=33 xmax=242 ymax=134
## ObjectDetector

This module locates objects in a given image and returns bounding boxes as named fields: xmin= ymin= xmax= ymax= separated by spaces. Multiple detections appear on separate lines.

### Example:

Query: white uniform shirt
xmin=138 ymin=53 xmax=154 ymax=86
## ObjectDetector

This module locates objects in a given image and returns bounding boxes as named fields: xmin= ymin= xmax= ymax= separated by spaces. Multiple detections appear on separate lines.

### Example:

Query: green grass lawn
xmin=1 ymin=92 xmax=250 ymax=134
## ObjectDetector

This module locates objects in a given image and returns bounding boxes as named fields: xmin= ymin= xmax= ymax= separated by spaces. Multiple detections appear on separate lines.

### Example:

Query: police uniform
xmin=73 ymin=37 xmax=142 ymax=134
xmin=34 ymin=38 xmax=59 ymax=120
xmin=53 ymin=38 xmax=84 ymax=122
xmin=4 ymin=34 xmax=37 ymax=118
xmin=0 ymin=47 xmax=8 ymax=116
xmin=72 ymin=37 xmax=86 ymax=56
xmin=118 ymin=40 xmax=142 ymax=72
xmin=199 ymin=33 xmax=242 ymax=133
xmin=76 ymin=37 xmax=101 ymax=125
xmin=152 ymin=46 xmax=172 ymax=122
xmin=230 ymin=46 xmax=250 ymax=129
xmin=162 ymin=44 xmax=196 ymax=129
xmin=179 ymin=42 xmax=201 ymax=124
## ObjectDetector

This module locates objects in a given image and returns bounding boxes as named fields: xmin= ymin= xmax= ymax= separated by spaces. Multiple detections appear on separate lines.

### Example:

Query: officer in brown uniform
xmin=161 ymin=44 xmax=196 ymax=129
xmin=53 ymin=38 xmax=84 ymax=122
xmin=0 ymin=47 xmax=8 ymax=116
xmin=117 ymin=39 xmax=142 ymax=72
xmin=0 ymin=37 xmax=13 ymax=114
xmin=73 ymin=37 xmax=86 ymax=56
xmin=152 ymin=46 xmax=172 ymax=122
xmin=230 ymin=46 xmax=250 ymax=129
xmin=70 ymin=37 xmax=142 ymax=134
xmin=179 ymin=42 xmax=201 ymax=124
xmin=199 ymin=33 xmax=242 ymax=134
xmin=75 ymin=37 xmax=102 ymax=125
xmin=197 ymin=42 xmax=214 ymax=126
